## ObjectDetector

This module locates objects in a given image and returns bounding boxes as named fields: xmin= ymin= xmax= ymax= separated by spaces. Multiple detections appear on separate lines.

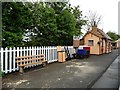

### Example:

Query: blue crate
xmin=76 ymin=49 xmax=87 ymax=55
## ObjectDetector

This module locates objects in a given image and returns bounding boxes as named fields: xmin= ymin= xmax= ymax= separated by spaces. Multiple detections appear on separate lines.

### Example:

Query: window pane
xmin=88 ymin=40 xmax=94 ymax=46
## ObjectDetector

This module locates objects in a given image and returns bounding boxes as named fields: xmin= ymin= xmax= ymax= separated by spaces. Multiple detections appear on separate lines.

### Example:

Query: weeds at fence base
xmin=0 ymin=71 xmax=4 ymax=77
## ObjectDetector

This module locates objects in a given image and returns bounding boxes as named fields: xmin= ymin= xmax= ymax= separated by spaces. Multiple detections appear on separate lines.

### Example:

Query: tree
xmin=107 ymin=31 xmax=120 ymax=41
xmin=45 ymin=2 xmax=87 ymax=45
xmin=23 ymin=2 xmax=58 ymax=46
xmin=56 ymin=9 xmax=76 ymax=45
xmin=2 ymin=2 xmax=87 ymax=47
xmin=2 ymin=2 xmax=33 ymax=47
xmin=72 ymin=5 xmax=87 ymax=35
xmin=28 ymin=2 xmax=86 ymax=46
xmin=85 ymin=11 xmax=101 ymax=29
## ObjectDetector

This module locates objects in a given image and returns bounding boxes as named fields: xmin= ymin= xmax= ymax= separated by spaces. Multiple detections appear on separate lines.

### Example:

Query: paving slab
xmin=2 ymin=49 xmax=118 ymax=89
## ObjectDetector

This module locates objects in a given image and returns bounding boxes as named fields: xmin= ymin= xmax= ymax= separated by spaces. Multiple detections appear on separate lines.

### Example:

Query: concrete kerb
xmin=86 ymin=54 xmax=119 ymax=90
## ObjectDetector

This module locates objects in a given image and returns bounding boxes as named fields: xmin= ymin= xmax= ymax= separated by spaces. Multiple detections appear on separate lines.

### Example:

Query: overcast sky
xmin=70 ymin=0 xmax=119 ymax=34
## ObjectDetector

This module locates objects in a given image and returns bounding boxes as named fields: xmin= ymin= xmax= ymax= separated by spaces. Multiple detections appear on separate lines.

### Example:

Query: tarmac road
xmin=2 ymin=49 xmax=118 ymax=89
xmin=91 ymin=55 xmax=119 ymax=89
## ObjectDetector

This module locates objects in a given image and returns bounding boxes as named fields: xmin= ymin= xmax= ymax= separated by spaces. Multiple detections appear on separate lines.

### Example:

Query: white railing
xmin=0 ymin=46 xmax=58 ymax=74
xmin=0 ymin=46 xmax=74 ymax=74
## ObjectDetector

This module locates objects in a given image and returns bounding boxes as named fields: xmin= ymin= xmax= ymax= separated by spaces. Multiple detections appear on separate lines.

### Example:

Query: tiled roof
xmin=90 ymin=27 xmax=112 ymax=40
xmin=97 ymin=29 xmax=112 ymax=40
xmin=81 ymin=26 xmax=112 ymax=40
xmin=81 ymin=31 xmax=102 ymax=39
xmin=89 ymin=31 xmax=103 ymax=38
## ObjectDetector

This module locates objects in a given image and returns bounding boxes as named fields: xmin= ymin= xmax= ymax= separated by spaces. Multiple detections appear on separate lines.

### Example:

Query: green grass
xmin=0 ymin=70 xmax=4 ymax=77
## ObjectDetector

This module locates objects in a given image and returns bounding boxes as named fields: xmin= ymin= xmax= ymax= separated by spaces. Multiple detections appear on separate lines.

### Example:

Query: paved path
xmin=2 ymin=49 xmax=118 ymax=89
xmin=91 ymin=55 xmax=120 ymax=89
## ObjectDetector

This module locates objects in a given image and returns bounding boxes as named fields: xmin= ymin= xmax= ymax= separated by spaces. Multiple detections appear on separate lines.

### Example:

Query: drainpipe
xmin=99 ymin=38 xmax=100 ymax=55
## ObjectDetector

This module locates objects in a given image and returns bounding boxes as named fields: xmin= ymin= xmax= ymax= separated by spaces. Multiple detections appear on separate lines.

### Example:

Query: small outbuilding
xmin=111 ymin=41 xmax=117 ymax=49
xmin=79 ymin=25 xmax=112 ymax=55
xmin=116 ymin=39 xmax=120 ymax=48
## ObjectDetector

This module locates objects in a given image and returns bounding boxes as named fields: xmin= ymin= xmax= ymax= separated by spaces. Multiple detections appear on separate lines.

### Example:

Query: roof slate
xmin=81 ymin=27 xmax=112 ymax=40
xmin=90 ymin=28 xmax=112 ymax=40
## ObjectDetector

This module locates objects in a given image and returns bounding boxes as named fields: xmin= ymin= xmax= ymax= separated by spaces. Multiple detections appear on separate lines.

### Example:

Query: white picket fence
xmin=0 ymin=46 xmax=74 ymax=74
xmin=0 ymin=46 xmax=58 ymax=74
xmin=61 ymin=46 xmax=75 ymax=58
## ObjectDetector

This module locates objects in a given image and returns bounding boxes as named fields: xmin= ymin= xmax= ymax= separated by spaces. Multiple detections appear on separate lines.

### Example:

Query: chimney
xmin=91 ymin=21 xmax=97 ymax=31
xmin=92 ymin=25 xmax=97 ymax=31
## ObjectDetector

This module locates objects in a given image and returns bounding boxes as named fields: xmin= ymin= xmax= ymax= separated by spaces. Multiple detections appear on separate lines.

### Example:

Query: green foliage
xmin=24 ymin=2 xmax=58 ymax=46
xmin=0 ymin=70 xmax=4 ymax=77
xmin=2 ymin=2 xmax=32 ymax=48
xmin=2 ymin=2 xmax=87 ymax=47
xmin=56 ymin=9 xmax=76 ymax=45
xmin=107 ymin=31 xmax=120 ymax=41
xmin=72 ymin=5 xmax=87 ymax=35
